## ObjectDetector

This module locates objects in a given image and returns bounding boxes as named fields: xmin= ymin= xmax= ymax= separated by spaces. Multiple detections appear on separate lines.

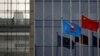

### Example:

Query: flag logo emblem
xmin=70 ymin=25 xmax=75 ymax=30
xmin=63 ymin=19 xmax=81 ymax=37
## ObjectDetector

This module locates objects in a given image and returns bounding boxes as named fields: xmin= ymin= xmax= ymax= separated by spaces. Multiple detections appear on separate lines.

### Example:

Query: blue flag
xmin=63 ymin=20 xmax=81 ymax=37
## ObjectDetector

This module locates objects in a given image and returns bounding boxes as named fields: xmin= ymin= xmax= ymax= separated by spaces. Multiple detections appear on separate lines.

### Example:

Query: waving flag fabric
xmin=75 ymin=33 xmax=100 ymax=47
xmin=75 ymin=34 xmax=88 ymax=45
xmin=57 ymin=32 xmax=75 ymax=49
xmin=92 ymin=32 xmax=100 ymax=47
xmin=63 ymin=20 xmax=81 ymax=37
xmin=81 ymin=15 xmax=99 ymax=32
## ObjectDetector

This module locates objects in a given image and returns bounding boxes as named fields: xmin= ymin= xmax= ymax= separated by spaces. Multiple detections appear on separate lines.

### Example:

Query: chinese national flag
xmin=82 ymin=15 xmax=99 ymax=32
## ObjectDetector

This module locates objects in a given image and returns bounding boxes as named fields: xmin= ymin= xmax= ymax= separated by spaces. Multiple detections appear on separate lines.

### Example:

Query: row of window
xmin=0 ymin=52 xmax=29 ymax=56
xmin=0 ymin=0 xmax=29 ymax=3
xmin=0 ymin=36 xmax=29 ymax=41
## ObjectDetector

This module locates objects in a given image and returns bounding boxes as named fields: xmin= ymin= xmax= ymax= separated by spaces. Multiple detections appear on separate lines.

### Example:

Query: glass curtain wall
xmin=35 ymin=0 xmax=100 ymax=56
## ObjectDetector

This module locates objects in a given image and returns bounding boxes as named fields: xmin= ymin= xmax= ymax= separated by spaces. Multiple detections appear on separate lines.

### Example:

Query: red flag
xmin=82 ymin=15 xmax=99 ymax=32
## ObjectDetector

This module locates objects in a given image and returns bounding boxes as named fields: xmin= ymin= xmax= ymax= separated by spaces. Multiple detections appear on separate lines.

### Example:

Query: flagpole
xmin=92 ymin=32 xmax=94 ymax=56
xmin=69 ymin=0 xmax=73 ymax=56
xmin=60 ymin=0 xmax=63 ymax=56
xmin=56 ymin=32 xmax=59 ymax=56
xmin=52 ymin=0 xmax=54 ymax=56
xmin=74 ymin=43 xmax=76 ymax=56
xmin=92 ymin=45 xmax=94 ymax=56
xmin=56 ymin=45 xmax=58 ymax=56
xmin=79 ymin=0 xmax=82 ymax=56
xmin=97 ymin=0 xmax=99 ymax=56
xmin=88 ymin=0 xmax=91 ymax=56
xmin=42 ymin=0 xmax=45 ymax=56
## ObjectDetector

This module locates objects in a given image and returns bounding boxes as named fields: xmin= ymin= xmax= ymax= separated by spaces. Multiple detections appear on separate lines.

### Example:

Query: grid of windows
xmin=0 ymin=0 xmax=30 ymax=18
xmin=0 ymin=0 xmax=30 ymax=56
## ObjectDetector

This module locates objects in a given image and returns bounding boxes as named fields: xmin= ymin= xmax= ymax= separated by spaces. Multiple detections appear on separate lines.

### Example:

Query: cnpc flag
xmin=63 ymin=19 xmax=81 ymax=37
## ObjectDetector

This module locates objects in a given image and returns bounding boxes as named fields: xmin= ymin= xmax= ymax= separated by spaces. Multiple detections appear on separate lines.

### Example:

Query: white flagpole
xmin=52 ymin=0 xmax=54 ymax=56
xmin=56 ymin=32 xmax=59 ymax=56
xmin=43 ymin=0 xmax=45 ymax=56
xmin=88 ymin=0 xmax=91 ymax=56
xmin=69 ymin=0 xmax=72 ymax=56
xmin=60 ymin=0 xmax=63 ymax=56
xmin=61 ymin=0 xmax=63 ymax=56
xmin=79 ymin=0 xmax=82 ymax=56
xmin=97 ymin=0 xmax=99 ymax=56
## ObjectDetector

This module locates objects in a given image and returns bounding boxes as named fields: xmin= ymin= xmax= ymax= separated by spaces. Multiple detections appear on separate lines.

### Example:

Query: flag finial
xmin=57 ymin=32 xmax=59 ymax=36
xmin=92 ymin=32 xmax=94 ymax=35
xmin=59 ymin=17 xmax=63 ymax=19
